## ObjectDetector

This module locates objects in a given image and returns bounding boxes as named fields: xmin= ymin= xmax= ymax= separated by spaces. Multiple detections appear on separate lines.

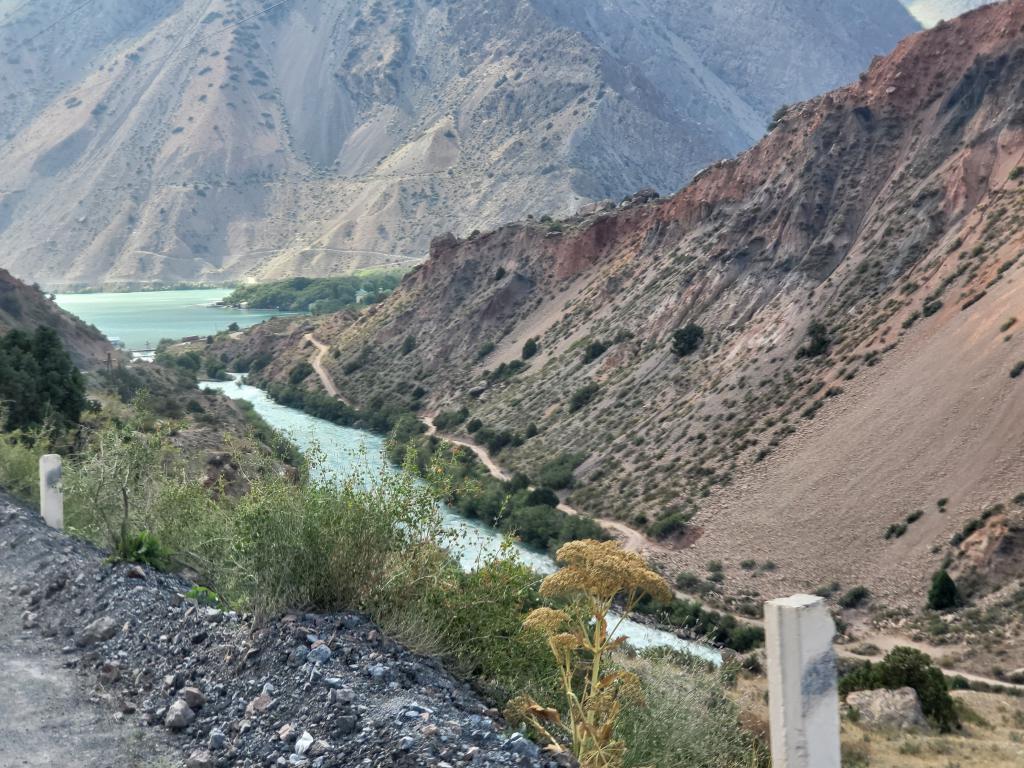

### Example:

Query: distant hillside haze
xmin=0 ymin=0 xmax=918 ymax=288
xmin=902 ymin=0 xmax=992 ymax=26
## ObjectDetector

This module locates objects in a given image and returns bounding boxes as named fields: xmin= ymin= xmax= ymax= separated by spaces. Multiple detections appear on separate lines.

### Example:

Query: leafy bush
xmin=569 ymin=382 xmax=600 ymax=413
xmin=671 ymin=324 xmax=704 ymax=357
xmin=0 ymin=431 xmax=49 ymax=504
xmin=522 ymin=338 xmax=538 ymax=360
xmin=1011 ymin=361 xmax=1024 ymax=379
xmin=288 ymin=361 xmax=314 ymax=385
xmin=537 ymin=452 xmax=586 ymax=490
xmin=927 ymin=570 xmax=960 ymax=611
xmin=796 ymin=321 xmax=830 ymax=358
xmin=433 ymin=408 xmax=469 ymax=431
xmin=582 ymin=340 xmax=608 ymax=364
xmin=838 ymin=586 xmax=871 ymax=609
xmin=840 ymin=647 xmax=959 ymax=732
xmin=648 ymin=512 xmax=690 ymax=540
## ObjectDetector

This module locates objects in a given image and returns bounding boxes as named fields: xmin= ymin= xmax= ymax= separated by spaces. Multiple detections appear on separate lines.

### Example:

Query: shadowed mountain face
xmin=285 ymin=1 xmax=1024 ymax=605
xmin=0 ymin=0 xmax=917 ymax=288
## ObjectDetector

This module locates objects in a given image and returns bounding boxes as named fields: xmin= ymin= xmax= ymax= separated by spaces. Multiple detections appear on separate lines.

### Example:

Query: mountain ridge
xmin=0 ymin=0 xmax=918 ymax=288
xmin=237 ymin=1 xmax=1024 ymax=620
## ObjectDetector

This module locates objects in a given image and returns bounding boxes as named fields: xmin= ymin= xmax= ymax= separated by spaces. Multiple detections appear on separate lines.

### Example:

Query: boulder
xmin=846 ymin=687 xmax=929 ymax=732
xmin=185 ymin=749 xmax=214 ymax=768
xmin=181 ymin=686 xmax=206 ymax=709
xmin=165 ymin=699 xmax=196 ymax=730
xmin=78 ymin=616 xmax=119 ymax=646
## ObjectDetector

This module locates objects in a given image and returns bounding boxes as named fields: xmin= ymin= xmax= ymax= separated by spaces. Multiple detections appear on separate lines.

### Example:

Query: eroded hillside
xmin=249 ymin=3 xmax=1024 ymax=618
xmin=0 ymin=0 xmax=917 ymax=287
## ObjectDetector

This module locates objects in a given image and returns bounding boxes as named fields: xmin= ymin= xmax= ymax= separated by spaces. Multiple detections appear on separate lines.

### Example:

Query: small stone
xmin=181 ymin=686 xmax=206 ymax=709
xmin=125 ymin=565 xmax=146 ymax=579
xmin=98 ymin=661 xmax=121 ymax=685
xmin=21 ymin=611 xmax=38 ymax=629
xmin=245 ymin=692 xmax=274 ymax=717
xmin=278 ymin=724 xmax=297 ymax=744
xmin=397 ymin=736 xmax=416 ymax=751
xmin=185 ymin=749 xmax=214 ymax=768
xmin=308 ymin=740 xmax=329 ymax=758
xmin=306 ymin=645 xmax=331 ymax=665
xmin=294 ymin=731 xmax=314 ymax=755
xmin=165 ymin=699 xmax=195 ymax=730
xmin=208 ymin=728 xmax=227 ymax=751
xmin=78 ymin=616 xmax=119 ymax=646
xmin=334 ymin=715 xmax=358 ymax=735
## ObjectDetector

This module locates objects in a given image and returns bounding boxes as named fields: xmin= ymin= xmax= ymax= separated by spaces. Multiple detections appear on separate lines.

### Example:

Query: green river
xmin=53 ymin=292 xmax=717 ymax=658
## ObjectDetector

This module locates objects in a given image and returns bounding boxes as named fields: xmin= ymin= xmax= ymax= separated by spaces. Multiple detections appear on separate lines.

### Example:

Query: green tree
xmin=0 ymin=327 xmax=85 ymax=431
xmin=522 ymin=338 xmax=539 ymax=360
xmin=927 ymin=570 xmax=960 ymax=611
xmin=671 ymin=324 xmax=704 ymax=357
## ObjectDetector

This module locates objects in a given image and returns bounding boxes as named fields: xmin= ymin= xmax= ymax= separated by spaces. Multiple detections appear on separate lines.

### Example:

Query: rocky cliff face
xmin=306 ymin=1 xmax=1024 ymax=604
xmin=0 ymin=0 xmax=917 ymax=287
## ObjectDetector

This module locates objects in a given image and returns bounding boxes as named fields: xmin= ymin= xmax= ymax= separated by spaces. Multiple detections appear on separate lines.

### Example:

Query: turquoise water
xmin=54 ymin=289 xmax=288 ymax=350
xmin=201 ymin=376 xmax=720 ymax=661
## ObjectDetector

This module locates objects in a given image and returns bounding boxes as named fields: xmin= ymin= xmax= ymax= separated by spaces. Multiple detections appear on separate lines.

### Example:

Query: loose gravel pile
xmin=0 ymin=495 xmax=563 ymax=767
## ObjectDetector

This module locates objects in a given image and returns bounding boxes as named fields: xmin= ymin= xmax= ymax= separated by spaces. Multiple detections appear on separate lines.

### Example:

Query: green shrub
xmin=616 ymin=654 xmax=768 ymax=768
xmin=671 ymin=324 xmax=704 ymax=357
xmin=1011 ymin=361 xmax=1024 ymax=379
xmin=522 ymin=338 xmax=538 ymax=360
xmin=536 ymin=452 xmax=585 ymax=489
xmin=466 ymin=418 xmax=482 ymax=433
xmin=288 ymin=361 xmax=314 ymax=385
xmin=433 ymin=408 xmax=469 ymax=431
xmin=0 ymin=431 xmax=48 ymax=504
xmin=582 ymin=340 xmax=608 ymax=364
xmin=796 ymin=321 xmax=830 ymax=358
xmin=839 ymin=586 xmax=871 ymax=608
xmin=400 ymin=335 xmax=416 ymax=355
xmin=568 ymin=382 xmax=600 ymax=412
xmin=927 ymin=570 xmax=960 ymax=611
xmin=648 ymin=512 xmax=690 ymax=540
xmin=840 ymin=647 xmax=959 ymax=732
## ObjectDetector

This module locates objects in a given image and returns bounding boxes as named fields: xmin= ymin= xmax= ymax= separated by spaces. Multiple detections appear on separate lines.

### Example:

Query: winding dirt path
xmin=304 ymin=337 xmax=1022 ymax=689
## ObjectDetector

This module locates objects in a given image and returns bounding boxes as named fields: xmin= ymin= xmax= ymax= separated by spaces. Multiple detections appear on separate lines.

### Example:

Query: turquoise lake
xmin=54 ymin=289 xmax=288 ymax=350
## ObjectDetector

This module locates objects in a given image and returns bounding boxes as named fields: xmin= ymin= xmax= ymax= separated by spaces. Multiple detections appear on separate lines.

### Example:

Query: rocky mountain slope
xmin=0 ymin=268 xmax=112 ymax=368
xmin=903 ymin=0 xmax=992 ymax=26
xmin=269 ymin=1 xmax=1024 ymax=610
xmin=0 ymin=493 xmax=554 ymax=768
xmin=0 ymin=0 xmax=918 ymax=288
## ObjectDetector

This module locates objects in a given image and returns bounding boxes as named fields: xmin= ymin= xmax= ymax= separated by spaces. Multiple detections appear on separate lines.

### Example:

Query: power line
xmin=1 ymin=0 xmax=35 ymax=23
xmin=15 ymin=0 xmax=99 ymax=49
xmin=200 ymin=0 xmax=292 ymax=41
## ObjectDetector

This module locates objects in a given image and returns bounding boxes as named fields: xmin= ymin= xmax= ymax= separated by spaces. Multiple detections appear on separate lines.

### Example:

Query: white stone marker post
xmin=38 ymin=454 xmax=63 ymax=530
xmin=764 ymin=594 xmax=841 ymax=768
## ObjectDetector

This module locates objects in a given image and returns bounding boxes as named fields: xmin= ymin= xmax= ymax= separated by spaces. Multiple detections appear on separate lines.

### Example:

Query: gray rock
xmin=185 ymin=749 xmax=214 ymax=768
xmin=181 ymin=686 xmax=206 ymax=709
xmin=208 ymin=728 xmax=227 ymax=750
xmin=164 ymin=699 xmax=195 ymax=730
xmin=846 ymin=687 xmax=929 ymax=732
xmin=78 ymin=615 xmax=119 ymax=646
xmin=306 ymin=645 xmax=331 ymax=664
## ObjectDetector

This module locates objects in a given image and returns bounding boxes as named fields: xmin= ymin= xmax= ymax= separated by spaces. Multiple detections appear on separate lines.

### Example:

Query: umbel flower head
xmin=539 ymin=539 xmax=672 ymax=605
xmin=522 ymin=606 xmax=571 ymax=635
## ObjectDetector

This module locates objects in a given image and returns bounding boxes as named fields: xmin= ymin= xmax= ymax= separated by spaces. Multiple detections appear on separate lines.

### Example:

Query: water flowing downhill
xmin=201 ymin=376 xmax=721 ymax=663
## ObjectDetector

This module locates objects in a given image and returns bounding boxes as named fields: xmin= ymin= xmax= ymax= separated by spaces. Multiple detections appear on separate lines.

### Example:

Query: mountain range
xmin=0 ymin=0 xmax=919 ymax=288
xmin=245 ymin=0 xmax=1024 ymax=613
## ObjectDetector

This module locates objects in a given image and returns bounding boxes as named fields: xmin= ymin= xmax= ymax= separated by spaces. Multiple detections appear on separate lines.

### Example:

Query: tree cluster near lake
xmin=0 ymin=327 xmax=85 ymax=431
xmin=224 ymin=270 xmax=405 ymax=314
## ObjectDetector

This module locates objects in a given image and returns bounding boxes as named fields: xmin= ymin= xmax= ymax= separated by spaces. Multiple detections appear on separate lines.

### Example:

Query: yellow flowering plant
xmin=510 ymin=539 xmax=672 ymax=768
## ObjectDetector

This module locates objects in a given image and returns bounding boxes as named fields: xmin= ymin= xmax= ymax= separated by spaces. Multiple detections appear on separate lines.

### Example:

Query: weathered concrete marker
xmin=764 ymin=593 xmax=841 ymax=768
xmin=38 ymin=454 xmax=63 ymax=530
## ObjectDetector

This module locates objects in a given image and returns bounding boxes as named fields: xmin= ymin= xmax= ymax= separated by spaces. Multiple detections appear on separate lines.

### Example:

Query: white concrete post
xmin=764 ymin=594 xmax=841 ymax=768
xmin=38 ymin=454 xmax=63 ymax=530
